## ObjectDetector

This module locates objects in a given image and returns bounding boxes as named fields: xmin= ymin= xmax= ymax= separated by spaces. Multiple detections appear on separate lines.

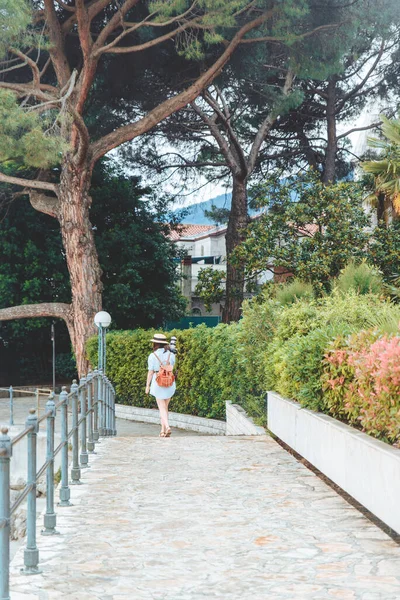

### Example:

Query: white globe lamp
xmin=94 ymin=311 xmax=112 ymax=328
xmin=94 ymin=311 xmax=111 ymax=373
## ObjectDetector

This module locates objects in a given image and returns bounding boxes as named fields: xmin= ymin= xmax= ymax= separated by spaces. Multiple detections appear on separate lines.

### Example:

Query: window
xmin=192 ymin=307 xmax=202 ymax=316
xmin=201 ymin=245 xmax=204 ymax=256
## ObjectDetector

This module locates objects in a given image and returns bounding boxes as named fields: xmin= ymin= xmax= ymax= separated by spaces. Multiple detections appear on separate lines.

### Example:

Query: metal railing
xmin=0 ymin=388 xmax=52 ymax=426
xmin=0 ymin=369 xmax=116 ymax=600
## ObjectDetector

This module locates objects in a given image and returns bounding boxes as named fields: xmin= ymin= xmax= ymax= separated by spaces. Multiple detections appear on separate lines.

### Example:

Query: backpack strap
xmin=152 ymin=351 xmax=171 ymax=367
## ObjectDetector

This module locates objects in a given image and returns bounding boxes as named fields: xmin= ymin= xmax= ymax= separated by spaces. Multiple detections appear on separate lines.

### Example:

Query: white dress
xmin=148 ymin=348 xmax=176 ymax=400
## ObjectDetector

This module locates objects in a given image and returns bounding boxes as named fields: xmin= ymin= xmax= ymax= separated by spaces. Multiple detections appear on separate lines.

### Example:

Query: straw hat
xmin=150 ymin=333 xmax=168 ymax=344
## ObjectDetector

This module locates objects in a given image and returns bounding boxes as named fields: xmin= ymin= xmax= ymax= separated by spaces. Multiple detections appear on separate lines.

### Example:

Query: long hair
xmin=152 ymin=342 xmax=168 ymax=353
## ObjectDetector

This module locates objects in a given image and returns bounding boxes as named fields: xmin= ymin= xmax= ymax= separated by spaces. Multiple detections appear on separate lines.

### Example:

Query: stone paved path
xmin=10 ymin=434 xmax=400 ymax=600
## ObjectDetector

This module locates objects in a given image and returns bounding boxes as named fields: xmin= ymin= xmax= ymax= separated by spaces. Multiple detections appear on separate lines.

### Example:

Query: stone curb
xmin=116 ymin=404 xmax=226 ymax=435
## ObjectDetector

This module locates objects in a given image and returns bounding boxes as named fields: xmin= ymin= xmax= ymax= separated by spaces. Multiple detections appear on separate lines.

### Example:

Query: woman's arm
xmin=145 ymin=370 xmax=154 ymax=395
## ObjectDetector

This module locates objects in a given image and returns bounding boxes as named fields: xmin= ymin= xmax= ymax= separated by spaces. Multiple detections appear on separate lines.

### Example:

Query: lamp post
xmin=94 ymin=311 xmax=111 ymax=374
xmin=51 ymin=322 xmax=55 ymax=392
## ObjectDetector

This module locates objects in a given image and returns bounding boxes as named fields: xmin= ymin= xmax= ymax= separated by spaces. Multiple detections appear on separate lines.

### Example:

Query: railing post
xmin=35 ymin=388 xmax=39 ymax=415
xmin=93 ymin=369 xmax=99 ymax=443
xmin=79 ymin=376 xmax=89 ymax=468
xmin=21 ymin=408 xmax=41 ymax=575
xmin=8 ymin=387 xmax=13 ymax=427
xmin=104 ymin=378 xmax=109 ymax=436
xmin=111 ymin=385 xmax=116 ymax=436
xmin=106 ymin=379 xmax=111 ymax=436
xmin=98 ymin=370 xmax=105 ymax=437
xmin=70 ymin=380 xmax=81 ymax=485
xmin=87 ymin=372 xmax=95 ymax=453
xmin=58 ymin=387 xmax=71 ymax=507
xmin=0 ymin=427 xmax=11 ymax=600
xmin=42 ymin=394 xmax=59 ymax=536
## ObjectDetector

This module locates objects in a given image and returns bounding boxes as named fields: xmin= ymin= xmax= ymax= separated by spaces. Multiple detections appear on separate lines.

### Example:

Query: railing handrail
xmin=0 ymin=369 xmax=117 ymax=595
xmin=0 ymin=388 xmax=51 ymax=394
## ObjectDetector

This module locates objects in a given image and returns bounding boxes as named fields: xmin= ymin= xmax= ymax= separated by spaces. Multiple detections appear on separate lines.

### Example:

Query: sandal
xmin=159 ymin=431 xmax=166 ymax=437
xmin=165 ymin=428 xmax=171 ymax=438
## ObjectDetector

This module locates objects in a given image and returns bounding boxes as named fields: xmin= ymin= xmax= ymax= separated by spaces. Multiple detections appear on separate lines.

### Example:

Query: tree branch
xmin=44 ymin=0 xmax=71 ymax=86
xmin=0 ymin=172 xmax=58 ymax=193
xmin=0 ymin=303 xmax=73 ymax=324
xmin=71 ymin=108 xmax=91 ymax=165
xmin=191 ymin=101 xmax=240 ymax=176
xmin=248 ymin=68 xmax=294 ymax=174
xmin=91 ymin=0 xmax=141 ymax=52
xmin=0 ymin=82 xmax=55 ymax=102
xmin=76 ymin=0 xmax=93 ymax=59
xmin=91 ymin=10 xmax=271 ymax=163
xmin=238 ymin=21 xmax=341 ymax=44
xmin=336 ymin=121 xmax=382 ymax=141
xmin=9 ymin=48 xmax=40 ymax=88
xmin=336 ymin=40 xmax=385 ymax=111
xmin=96 ymin=18 xmax=210 ymax=55
xmin=202 ymin=89 xmax=247 ymax=177
xmin=29 ymin=190 xmax=60 ymax=218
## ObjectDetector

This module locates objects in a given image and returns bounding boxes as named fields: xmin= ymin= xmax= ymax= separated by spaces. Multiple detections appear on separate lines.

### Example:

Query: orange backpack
xmin=153 ymin=351 xmax=175 ymax=387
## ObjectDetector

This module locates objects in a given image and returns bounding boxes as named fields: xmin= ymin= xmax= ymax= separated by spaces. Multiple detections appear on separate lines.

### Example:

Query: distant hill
xmin=173 ymin=193 xmax=233 ymax=225
xmin=173 ymin=192 xmax=261 ymax=225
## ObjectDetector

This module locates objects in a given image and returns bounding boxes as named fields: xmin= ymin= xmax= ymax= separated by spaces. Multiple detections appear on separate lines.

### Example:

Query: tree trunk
xmin=323 ymin=78 xmax=337 ymax=184
xmin=58 ymin=156 xmax=103 ymax=375
xmin=223 ymin=177 xmax=248 ymax=323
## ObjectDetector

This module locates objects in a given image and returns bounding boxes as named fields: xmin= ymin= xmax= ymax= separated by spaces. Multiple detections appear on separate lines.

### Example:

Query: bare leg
xmin=164 ymin=399 xmax=171 ymax=435
xmin=156 ymin=398 xmax=169 ymax=433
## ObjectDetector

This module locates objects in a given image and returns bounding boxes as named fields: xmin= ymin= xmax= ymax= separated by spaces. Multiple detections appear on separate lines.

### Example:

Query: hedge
xmin=86 ymin=285 xmax=400 ymax=442
xmin=86 ymin=323 xmax=263 ymax=422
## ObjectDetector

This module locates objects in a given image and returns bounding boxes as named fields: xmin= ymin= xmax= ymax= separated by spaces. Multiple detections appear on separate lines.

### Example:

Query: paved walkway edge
xmin=268 ymin=391 xmax=400 ymax=534
xmin=116 ymin=404 xmax=226 ymax=434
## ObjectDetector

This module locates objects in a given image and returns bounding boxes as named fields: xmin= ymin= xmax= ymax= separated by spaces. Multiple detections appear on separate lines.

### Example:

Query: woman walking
xmin=145 ymin=333 xmax=176 ymax=437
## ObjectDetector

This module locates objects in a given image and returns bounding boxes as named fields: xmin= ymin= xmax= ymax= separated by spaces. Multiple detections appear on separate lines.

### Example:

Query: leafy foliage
xmin=237 ymin=170 xmax=370 ymax=294
xmin=275 ymin=278 xmax=314 ymax=305
xmin=323 ymin=330 xmax=400 ymax=445
xmin=194 ymin=267 xmax=225 ymax=312
xmin=0 ymin=90 xmax=65 ymax=168
xmin=367 ymin=221 xmax=400 ymax=283
xmin=90 ymin=161 xmax=186 ymax=329
xmin=0 ymin=0 xmax=32 ymax=58
xmin=362 ymin=116 xmax=400 ymax=214
xmin=335 ymin=261 xmax=385 ymax=296
xmin=0 ymin=160 xmax=185 ymax=384
xmin=86 ymin=322 xmax=256 ymax=421
xmin=242 ymin=288 xmax=400 ymax=414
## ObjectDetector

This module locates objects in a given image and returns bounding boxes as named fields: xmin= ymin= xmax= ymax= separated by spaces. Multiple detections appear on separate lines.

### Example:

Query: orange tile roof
xmin=169 ymin=224 xmax=217 ymax=241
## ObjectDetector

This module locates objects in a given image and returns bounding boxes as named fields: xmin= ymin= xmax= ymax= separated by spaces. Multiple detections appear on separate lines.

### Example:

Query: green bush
xmin=240 ymin=287 xmax=400 ymax=416
xmin=335 ymin=261 xmax=385 ymax=296
xmin=87 ymin=323 xmax=255 ymax=421
xmin=275 ymin=279 xmax=314 ymax=306
xmin=86 ymin=278 xmax=400 ymax=439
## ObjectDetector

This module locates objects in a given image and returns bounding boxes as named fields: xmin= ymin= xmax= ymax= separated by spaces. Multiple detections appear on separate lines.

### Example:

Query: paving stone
xmin=9 ymin=434 xmax=400 ymax=599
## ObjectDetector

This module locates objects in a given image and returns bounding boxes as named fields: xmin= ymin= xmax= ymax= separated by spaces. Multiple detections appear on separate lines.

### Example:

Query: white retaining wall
xmin=116 ymin=403 xmax=265 ymax=436
xmin=116 ymin=404 xmax=226 ymax=435
xmin=225 ymin=402 xmax=265 ymax=436
xmin=267 ymin=391 xmax=400 ymax=534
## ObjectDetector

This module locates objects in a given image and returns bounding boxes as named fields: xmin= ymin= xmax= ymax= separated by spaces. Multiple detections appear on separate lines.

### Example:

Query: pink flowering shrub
xmin=322 ymin=330 xmax=400 ymax=445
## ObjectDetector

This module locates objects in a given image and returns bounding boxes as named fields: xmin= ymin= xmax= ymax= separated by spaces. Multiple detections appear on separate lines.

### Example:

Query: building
xmin=170 ymin=224 xmax=273 ymax=317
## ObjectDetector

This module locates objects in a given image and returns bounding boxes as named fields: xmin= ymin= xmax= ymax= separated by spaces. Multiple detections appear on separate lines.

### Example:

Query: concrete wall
xmin=116 ymin=403 xmax=265 ymax=437
xmin=267 ymin=391 xmax=400 ymax=534
xmin=116 ymin=404 xmax=226 ymax=435
xmin=225 ymin=402 xmax=265 ymax=436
